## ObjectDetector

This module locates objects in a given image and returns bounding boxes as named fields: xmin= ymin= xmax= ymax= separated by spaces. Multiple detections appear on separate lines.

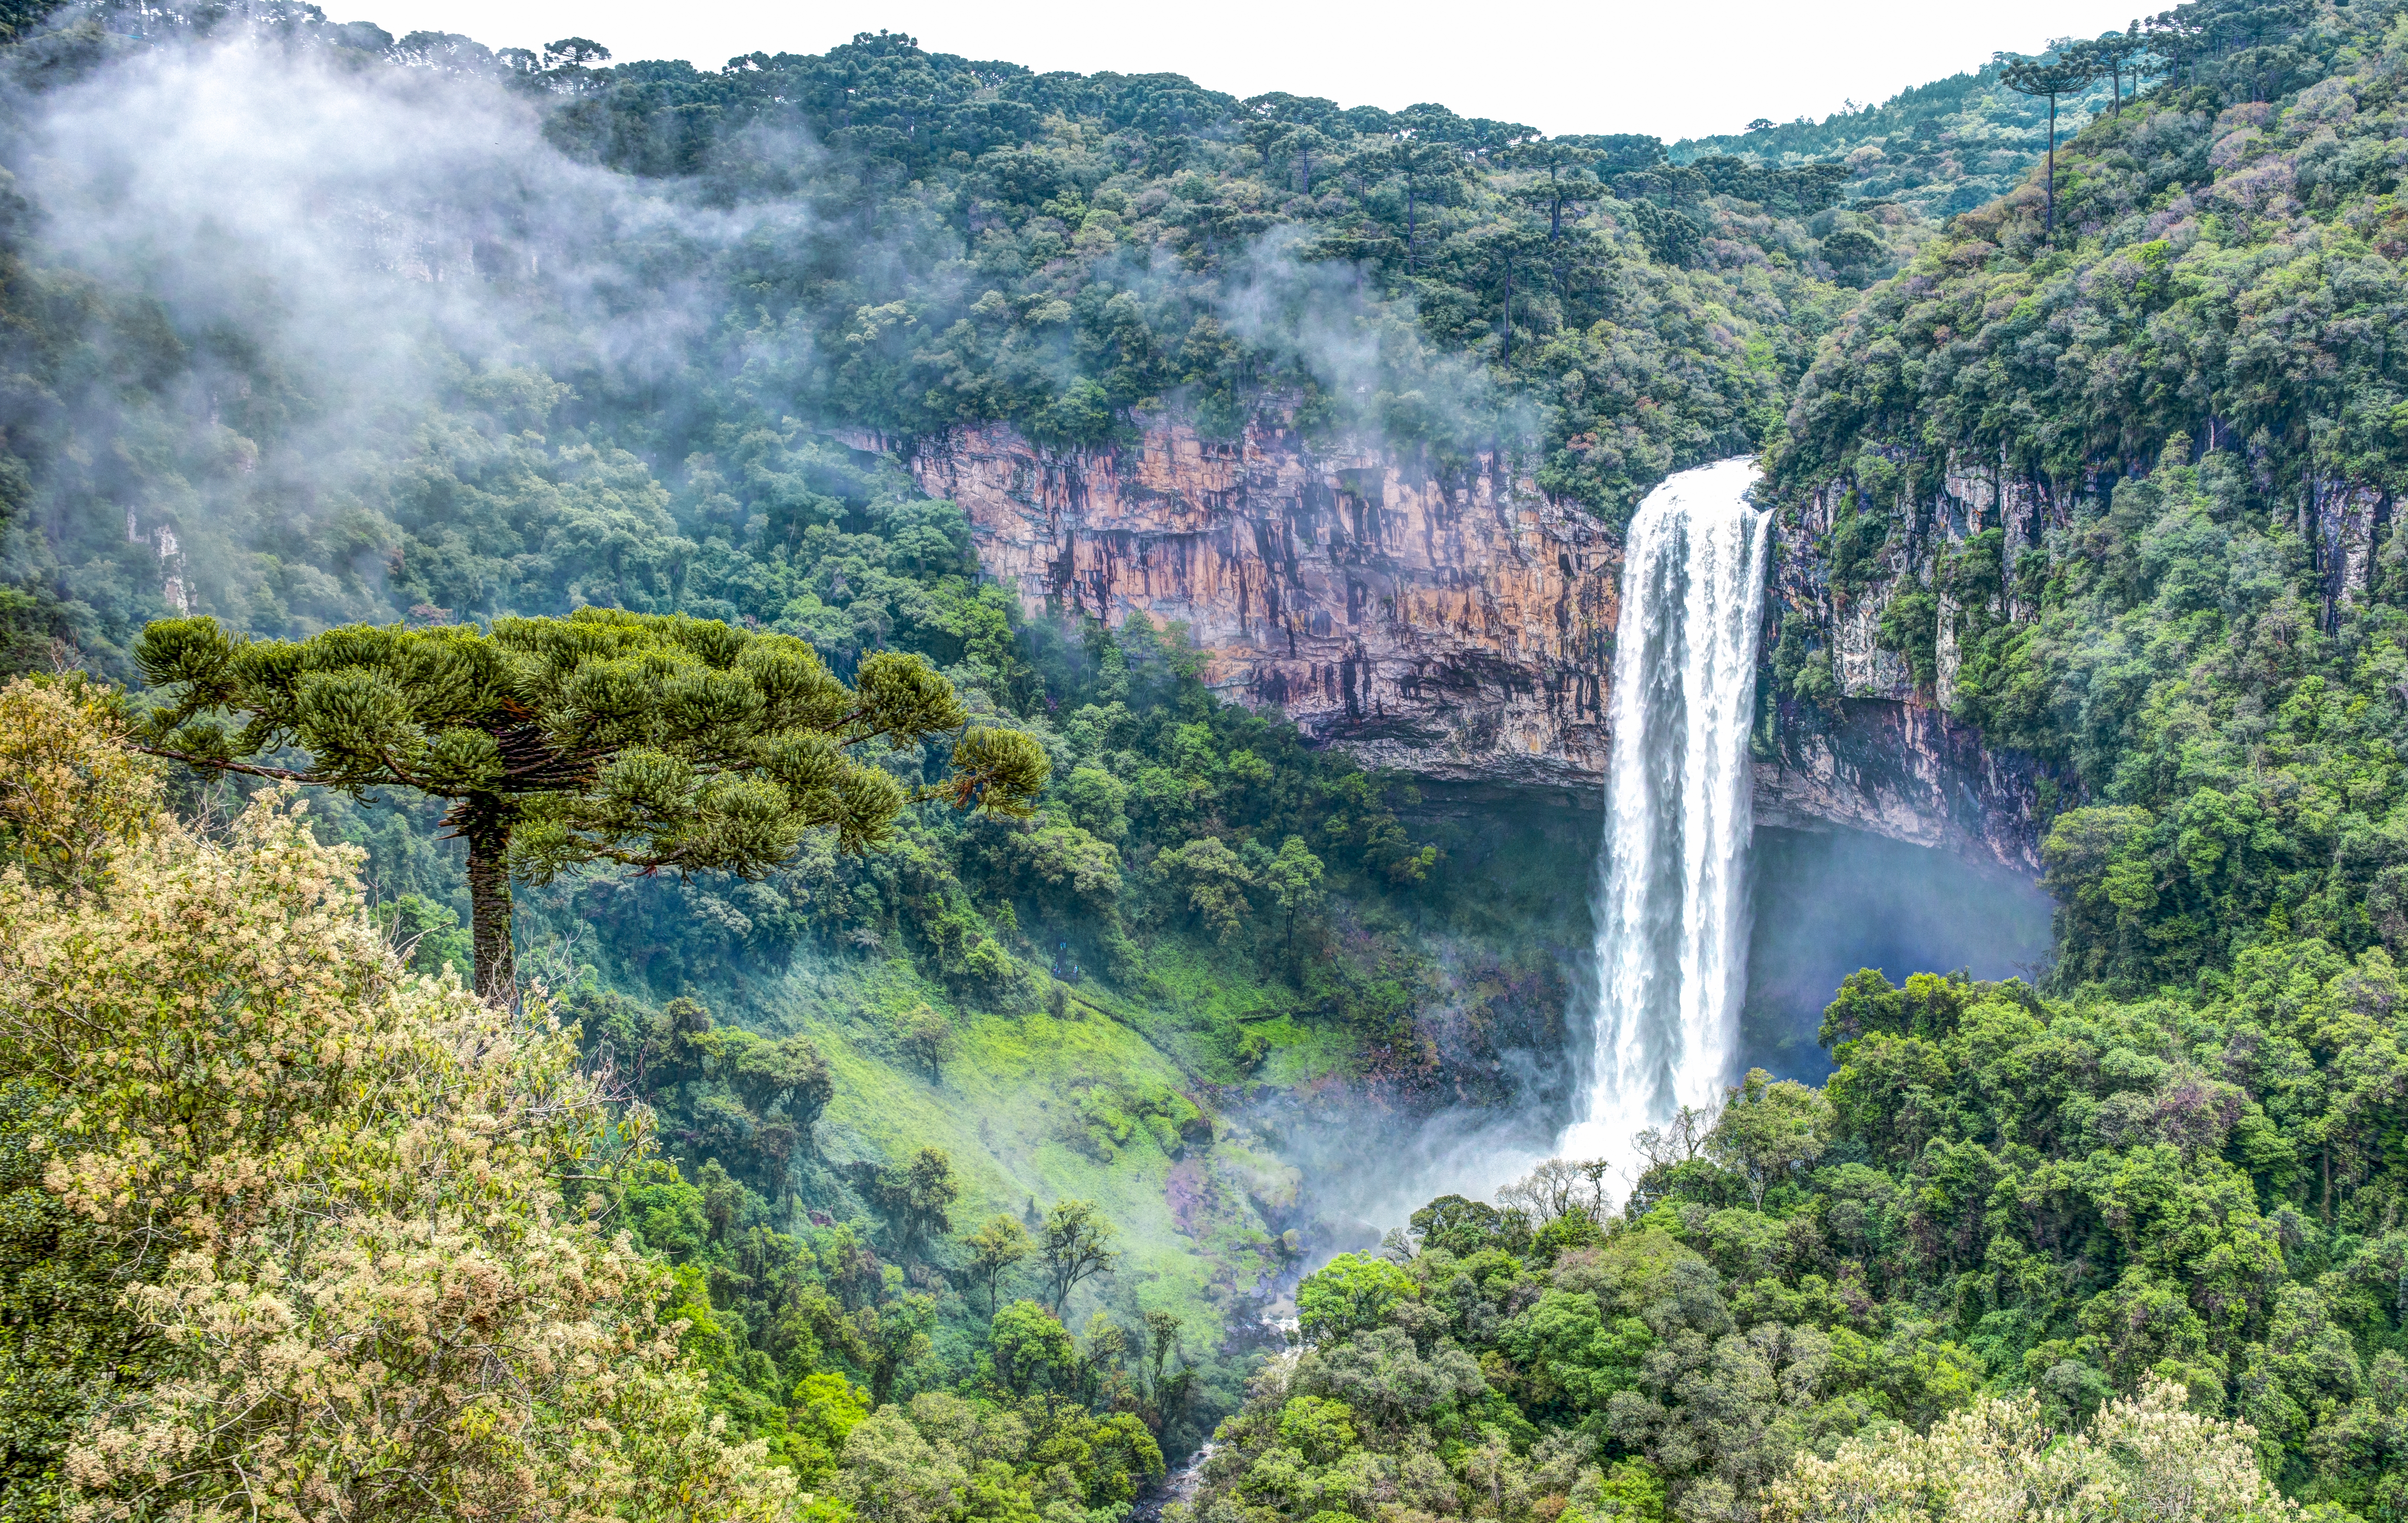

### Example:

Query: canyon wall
xmin=904 ymin=417 xmax=1620 ymax=789
xmin=891 ymin=416 xmax=2046 ymax=869
xmin=1758 ymin=453 xmax=2071 ymax=872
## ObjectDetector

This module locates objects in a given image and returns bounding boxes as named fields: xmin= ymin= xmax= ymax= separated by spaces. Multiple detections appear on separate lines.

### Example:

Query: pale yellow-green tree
xmin=0 ymin=711 xmax=796 ymax=1523
xmin=0 ymin=676 xmax=163 ymax=893
xmin=962 ymin=1214 xmax=1033 ymax=1315
xmin=1037 ymin=1198 xmax=1119 ymax=1314
xmin=1763 ymin=1378 xmax=2294 ymax=1523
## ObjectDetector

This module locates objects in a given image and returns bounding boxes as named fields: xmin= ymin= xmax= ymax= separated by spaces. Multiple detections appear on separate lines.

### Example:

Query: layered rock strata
xmin=896 ymin=418 xmax=2048 ymax=869
xmin=1757 ymin=450 xmax=2062 ymax=869
xmin=1751 ymin=702 xmax=2048 ymax=871
xmin=905 ymin=418 xmax=1620 ymax=789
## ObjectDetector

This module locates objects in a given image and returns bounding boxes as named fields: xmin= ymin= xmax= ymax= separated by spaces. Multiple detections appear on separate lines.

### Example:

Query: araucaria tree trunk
xmin=461 ymin=796 xmax=517 ymax=1004
xmin=1502 ymin=261 xmax=1513 ymax=364
xmin=2045 ymin=99 xmax=2058 ymax=238
xmin=131 ymin=609 xmax=1049 ymax=1015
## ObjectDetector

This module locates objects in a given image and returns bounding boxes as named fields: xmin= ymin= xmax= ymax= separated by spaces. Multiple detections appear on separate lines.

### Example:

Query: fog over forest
xmin=0 ymin=3 xmax=2404 ymax=1522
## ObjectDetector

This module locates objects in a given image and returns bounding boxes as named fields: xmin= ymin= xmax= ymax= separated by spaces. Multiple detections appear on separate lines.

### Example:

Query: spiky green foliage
xmin=133 ymin=607 xmax=1047 ymax=996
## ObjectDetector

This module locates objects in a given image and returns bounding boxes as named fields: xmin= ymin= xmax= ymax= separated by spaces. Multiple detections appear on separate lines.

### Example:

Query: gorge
xmin=899 ymin=418 xmax=2055 ymax=872
xmin=3 ymin=2 xmax=2406 ymax=1519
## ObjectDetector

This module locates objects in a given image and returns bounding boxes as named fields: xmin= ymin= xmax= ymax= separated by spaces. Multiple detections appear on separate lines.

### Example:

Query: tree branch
xmin=134 ymin=747 xmax=328 ymax=785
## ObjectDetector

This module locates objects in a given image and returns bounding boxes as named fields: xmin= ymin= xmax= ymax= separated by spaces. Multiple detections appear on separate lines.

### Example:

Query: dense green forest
xmin=0 ymin=0 xmax=1613 ymax=1511
xmin=0 ymin=0 xmax=1924 ymax=693
xmin=1189 ymin=5 xmax=2408 ymax=1523
xmin=1768 ymin=0 xmax=2408 ymax=996
xmin=1675 ymin=60 xmax=2124 ymax=219
xmin=6 ymin=0 xmax=2408 ymax=1520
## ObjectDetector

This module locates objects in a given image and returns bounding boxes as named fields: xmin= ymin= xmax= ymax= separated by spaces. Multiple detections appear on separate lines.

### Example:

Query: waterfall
xmin=1561 ymin=457 xmax=1770 ymax=1180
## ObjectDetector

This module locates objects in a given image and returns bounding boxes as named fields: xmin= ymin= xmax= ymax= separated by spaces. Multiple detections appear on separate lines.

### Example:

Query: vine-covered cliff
xmin=1759 ymin=0 xmax=2408 ymax=988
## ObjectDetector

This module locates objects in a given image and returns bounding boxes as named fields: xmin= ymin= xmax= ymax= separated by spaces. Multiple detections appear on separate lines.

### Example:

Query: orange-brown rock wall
xmin=889 ymin=416 xmax=2049 ymax=870
xmin=904 ymin=416 xmax=1621 ymax=787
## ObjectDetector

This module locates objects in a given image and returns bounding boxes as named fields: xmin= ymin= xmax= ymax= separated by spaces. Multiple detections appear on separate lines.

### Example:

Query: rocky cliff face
xmin=894 ymin=417 xmax=2046 ymax=869
xmin=1753 ymin=445 xmax=2389 ymax=873
xmin=905 ymin=417 xmax=1620 ymax=788
xmin=1751 ymin=700 xmax=2048 ymax=871
xmin=1757 ymin=456 xmax=2065 ymax=871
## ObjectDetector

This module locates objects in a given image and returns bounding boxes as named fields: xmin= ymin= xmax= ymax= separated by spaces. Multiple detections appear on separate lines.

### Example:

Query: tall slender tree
xmin=1999 ymin=49 xmax=2100 ymax=240
xmin=134 ymin=608 xmax=1046 ymax=1001
xmin=2075 ymin=24 xmax=2146 ymax=115
xmin=1503 ymin=139 xmax=1603 ymax=242
xmin=1379 ymin=136 xmax=1468 ymax=275
xmin=1480 ymin=223 xmax=1549 ymax=366
xmin=2145 ymin=8 xmax=2206 ymax=90
xmin=1240 ymin=94 xmax=1340 ymax=197
xmin=1504 ymin=137 xmax=1610 ymax=305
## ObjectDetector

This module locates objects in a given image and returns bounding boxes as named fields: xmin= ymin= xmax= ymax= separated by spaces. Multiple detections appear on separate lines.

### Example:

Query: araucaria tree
xmin=0 ymin=681 xmax=794 ymax=1520
xmin=133 ymin=608 xmax=1048 ymax=1000
xmin=1998 ymin=50 xmax=2099 ymax=239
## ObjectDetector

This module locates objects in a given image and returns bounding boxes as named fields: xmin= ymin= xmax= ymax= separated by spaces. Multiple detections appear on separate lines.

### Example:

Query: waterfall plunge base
xmin=1562 ymin=458 xmax=1770 ymax=1182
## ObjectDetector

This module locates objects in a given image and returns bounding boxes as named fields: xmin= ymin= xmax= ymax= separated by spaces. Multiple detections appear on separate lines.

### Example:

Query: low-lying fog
xmin=1740 ymin=825 xmax=2055 ymax=1081
xmin=1274 ymin=820 xmax=2054 ymax=1261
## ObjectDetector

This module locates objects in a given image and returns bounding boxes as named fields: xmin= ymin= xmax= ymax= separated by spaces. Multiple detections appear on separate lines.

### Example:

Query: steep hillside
xmin=1764 ymin=0 xmax=2408 ymax=990
xmin=0 ymin=5 xmax=2054 ymax=859
xmin=12 ymin=2 xmax=2408 ymax=1522
xmin=1174 ymin=7 xmax=2408 ymax=1523
xmin=0 ymin=0 xmax=1610 ymax=1483
xmin=0 ymin=4 xmax=1968 ymax=1364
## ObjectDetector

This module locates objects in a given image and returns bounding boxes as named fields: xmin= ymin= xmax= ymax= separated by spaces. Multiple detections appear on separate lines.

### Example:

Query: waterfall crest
xmin=1562 ymin=458 xmax=1770 ymax=1179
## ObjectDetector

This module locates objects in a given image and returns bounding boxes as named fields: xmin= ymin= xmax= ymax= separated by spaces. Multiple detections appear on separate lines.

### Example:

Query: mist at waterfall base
xmin=1270 ymin=822 xmax=2056 ymax=1258
xmin=1274 ymin=459 xmax=1771 ymax=1251
xmin=1740 ymin=827 xmax=2053 ymax=1079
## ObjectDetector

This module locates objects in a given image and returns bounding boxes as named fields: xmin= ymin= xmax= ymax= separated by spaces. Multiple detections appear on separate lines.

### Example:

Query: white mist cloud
xmin=2 ymin=32 xmax=829 ymax=633
xmin=17 ymin=37 xmax=780 ymax=438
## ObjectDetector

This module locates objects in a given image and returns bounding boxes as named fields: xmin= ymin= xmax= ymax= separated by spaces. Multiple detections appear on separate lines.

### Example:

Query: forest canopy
xmin=3 ymin=0 xmax=2408 ymax=1522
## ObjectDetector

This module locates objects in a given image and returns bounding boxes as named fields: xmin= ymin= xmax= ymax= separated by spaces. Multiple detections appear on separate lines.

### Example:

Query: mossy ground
xmin=760 ymin=943 xmax=1328 ymax=1405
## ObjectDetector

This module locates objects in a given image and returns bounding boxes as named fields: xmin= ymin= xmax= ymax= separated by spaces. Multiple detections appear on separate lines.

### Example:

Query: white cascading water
xmin=1559 ymin=457 xmax=1770 ymax=1182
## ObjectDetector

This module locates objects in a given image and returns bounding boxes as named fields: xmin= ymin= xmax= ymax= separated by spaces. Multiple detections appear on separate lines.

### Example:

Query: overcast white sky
xmin=335 ymin=0 xmax=2149 ymax=141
